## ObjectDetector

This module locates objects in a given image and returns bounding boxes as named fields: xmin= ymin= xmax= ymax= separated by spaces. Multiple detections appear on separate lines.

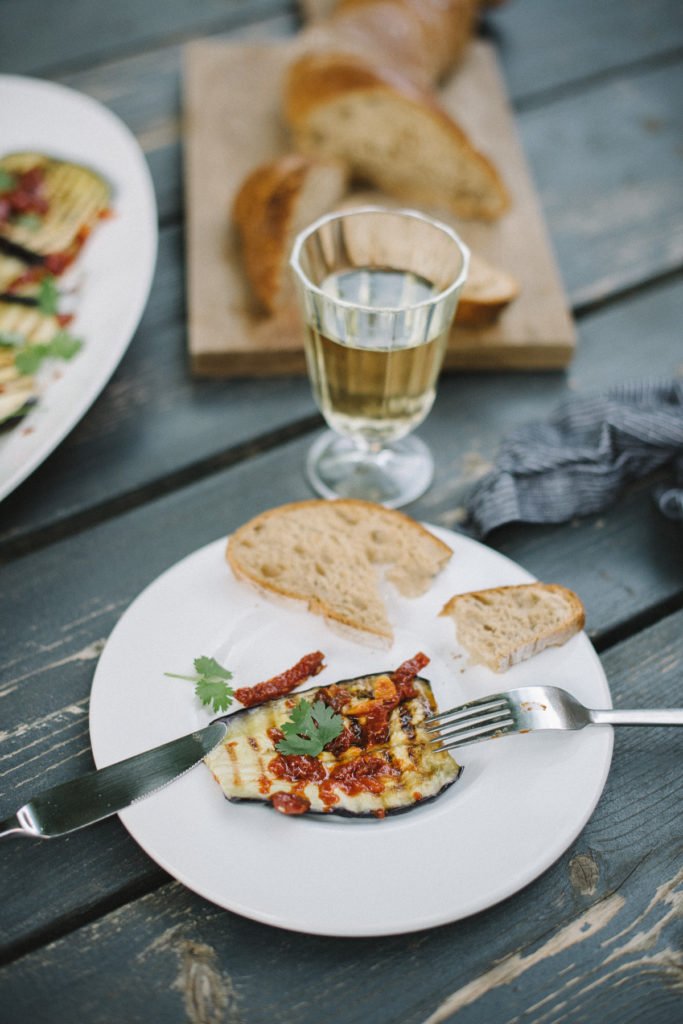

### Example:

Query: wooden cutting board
xmin=183 ymin=38 xmax=576 ymax=376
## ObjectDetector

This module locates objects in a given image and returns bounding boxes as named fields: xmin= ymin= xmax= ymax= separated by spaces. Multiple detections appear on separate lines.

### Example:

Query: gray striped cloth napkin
xmin=466 ymin=380 xmax=683 ymax=536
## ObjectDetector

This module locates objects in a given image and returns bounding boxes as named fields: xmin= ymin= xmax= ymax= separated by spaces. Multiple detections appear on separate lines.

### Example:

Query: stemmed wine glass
xmin=290 ymin=207 xmax=469 ymax=508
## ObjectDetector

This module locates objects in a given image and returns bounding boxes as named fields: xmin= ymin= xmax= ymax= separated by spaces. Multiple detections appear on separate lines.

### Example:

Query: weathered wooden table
xmin=1 ymin=2 xmax=682 ymax=1021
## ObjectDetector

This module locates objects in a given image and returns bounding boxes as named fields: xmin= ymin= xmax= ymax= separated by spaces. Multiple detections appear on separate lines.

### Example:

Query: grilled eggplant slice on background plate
xmin=205 ymin=671 xmax=462 ymax=818
xmin=0 ymin=152 xmax=111 ymax=257
xmin=0 ymin=300 xmax=65 ymax=427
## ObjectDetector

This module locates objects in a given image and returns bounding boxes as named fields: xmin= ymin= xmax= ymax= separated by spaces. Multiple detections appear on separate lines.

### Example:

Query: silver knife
xmin=0 ymin=719 xmax=228 ymax=838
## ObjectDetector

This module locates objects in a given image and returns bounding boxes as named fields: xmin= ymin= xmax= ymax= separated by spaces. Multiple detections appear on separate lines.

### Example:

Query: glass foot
xmin=306 ymin=430 xmax=434 ymax=508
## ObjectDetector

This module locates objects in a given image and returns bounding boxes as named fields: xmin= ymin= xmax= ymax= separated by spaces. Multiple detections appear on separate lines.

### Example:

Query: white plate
xmin=89 ymin=527 xmax=612 ymax=937
xmin=0 ymin=75 xmax=157 ymax=502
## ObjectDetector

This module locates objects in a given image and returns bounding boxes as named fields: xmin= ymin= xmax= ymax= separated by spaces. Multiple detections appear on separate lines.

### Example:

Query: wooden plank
xmin=184 ymin=38 xmax=576 ymax=375
xmin=0 ymin=393 xmax=681 ymax=954
xmin=519 ymin=61 xmax=683 ymax=307
xmin=490 ymin=0 xmax=683 ymax=102
xmin=1 ymin=610 xmax=681 ymax=1020
xmin=1 ymin=273 xmax=680 ymax=557
xmin=0 ymin=223 xmax=316 ymax=553
xmin=50 ymin=7 xmax=683 ymax=232
xmin=55 ymin=14 xmax=298 ymax=225
xmin=0 ymin=0 xmax=296 ymax=75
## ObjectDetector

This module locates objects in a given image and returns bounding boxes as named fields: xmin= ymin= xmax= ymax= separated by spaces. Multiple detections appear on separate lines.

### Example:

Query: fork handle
xmin=590 ymin=709 xmax=683 ymax=727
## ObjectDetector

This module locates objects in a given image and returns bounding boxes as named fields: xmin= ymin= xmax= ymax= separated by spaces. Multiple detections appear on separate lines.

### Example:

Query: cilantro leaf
xmin=165 ymin=655 xmax=234 ymax=715
xmin=37 ymin=275 xmax=59 ymax=315
xmin=194 ymin=656 xmax=232 ymax=680
xmin=0 ymin=169 xmax=17 ymax=193
xmin=15 ymin=212 xmax=42 ymax=231
xmin=276 ymin=698 xmax=343 ymax=757
xmin=195 ymin=677 xmax=234 ymax=712
xmin=48 ymin=331 xmax=82 ymax=361
xmin=13 ymin=332 xmax=83 ymax=376
xmin=309 ymin=700 xmax=344 ymax=745
xmin=14 ymin=345 xmax=45 ymax=376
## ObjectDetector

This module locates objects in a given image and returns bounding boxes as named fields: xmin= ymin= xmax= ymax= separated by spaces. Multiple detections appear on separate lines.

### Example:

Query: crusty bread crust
xmin=440 ymin=583 xmax=585 ymax=672
xmin=456 ymin=252 xmax=520 ymax=326
xmin=232 ymin=154 xmax=348 ymax=313
xmin=227 ymin=498 xmax=452 ymax=642
xmin=233 ymin=155 xmax=309 ymax=313
xmin=283 ymin=52 xmax=510 ymax=220
xmin=333 ymin=0 xmax=479 ymax=82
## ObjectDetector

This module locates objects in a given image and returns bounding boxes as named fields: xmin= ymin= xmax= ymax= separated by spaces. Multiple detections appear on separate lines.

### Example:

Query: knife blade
xmin=0 ymin=719 xmax=228 ymax=839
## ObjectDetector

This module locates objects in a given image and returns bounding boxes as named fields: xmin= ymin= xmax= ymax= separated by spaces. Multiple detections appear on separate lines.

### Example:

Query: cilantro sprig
xmin=15 ymin=212 xmax=42 ymax=231
xmin=0 ymin=169 xmax=17 ymax=193
xmin=38 ymin=275 xmax=59 ymax=315
xmin=13 ymin=331 xmax=82 ymax=376
xmin=276 ymin=699 xmax=343 ymax=757
xmin=165 ymin=656 xmax=234 ymax=714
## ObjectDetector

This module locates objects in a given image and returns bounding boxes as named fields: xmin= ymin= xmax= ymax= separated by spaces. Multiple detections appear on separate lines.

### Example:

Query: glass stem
xmin=357 ymin=437 xmax=384 ymax=457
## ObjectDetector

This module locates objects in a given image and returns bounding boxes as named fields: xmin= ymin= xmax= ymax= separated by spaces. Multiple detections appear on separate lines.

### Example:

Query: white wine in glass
xmin=291 ymin=208 xmax=469 ymax=507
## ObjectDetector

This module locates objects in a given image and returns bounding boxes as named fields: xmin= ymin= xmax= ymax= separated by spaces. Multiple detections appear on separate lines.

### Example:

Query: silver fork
xmin=425 ymin=685 xmax=683 ymax=753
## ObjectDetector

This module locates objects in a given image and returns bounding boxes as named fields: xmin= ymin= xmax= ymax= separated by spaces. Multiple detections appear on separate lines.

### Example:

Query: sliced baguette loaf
xmin=283 ymin=52 xmax=509 ymax=221
xmin=297 ymin=1 xmax=436 ymax=89
xmin=227 ymin=499 xmax=452 ymax=642
xmin=440 ymin=583 xmax=585 ymax=672
xmin=232 ymin=154 xmax=349 ymax=314
xmin=332 ymin=0 xmax=480 ymax=83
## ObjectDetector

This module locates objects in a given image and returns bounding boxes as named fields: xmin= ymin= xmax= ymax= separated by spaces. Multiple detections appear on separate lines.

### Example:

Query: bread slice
xmin=334 ymin=193 xmax=519 ymax=324
xmin=440 ymin=583 xmax=585 ymax=672
xmin=227 ymin=499 xmax=452 ymax=642
xmin=232 ymin=154 xmax=348 ymax=314
xmin=456 ymin=252 xmax=519 ymax=326
xmin=283 ymin=52 xmax=509 ymax=221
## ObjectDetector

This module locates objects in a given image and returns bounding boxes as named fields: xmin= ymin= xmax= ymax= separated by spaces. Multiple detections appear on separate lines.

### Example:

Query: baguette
xmin=332 ymin=0 xmax=479 ymax=83
xmin=232 ymin=154 xmax=348 ymax=314
xmin=283 ymin=52 xmax=509 ymax=220
xmin=227 ymin=499 xmax=453 ymax=643
xmin=440 ymin=583 xmax=585 ymax=672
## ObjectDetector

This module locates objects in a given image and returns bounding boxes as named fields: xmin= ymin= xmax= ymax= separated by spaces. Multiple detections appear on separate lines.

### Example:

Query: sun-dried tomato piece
xmin=270 ymin=792 xmax=310 ymax=815
xmin=235 ymin=651 xmax=326 ymax=707
xmin=365 ymin=703 xmax=393 ymax=746
xmin=392 ymin=652 xmax=430 ymax=700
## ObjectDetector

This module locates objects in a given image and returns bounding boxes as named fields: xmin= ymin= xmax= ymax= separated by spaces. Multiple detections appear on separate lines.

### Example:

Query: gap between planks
xmin=512 ymin=42 xmax=683 ymax=112
xmin=0 ymin=413 xmax=323 ymax=568
xmin=15 ymin=0 xmax=300 ymax=82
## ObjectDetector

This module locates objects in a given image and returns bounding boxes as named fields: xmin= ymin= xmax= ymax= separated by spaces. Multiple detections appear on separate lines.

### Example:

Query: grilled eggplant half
xmin=205 ymin=672 xmax=462 ymax=818
xmin=0 ymin=152 xmax=111 ymax=257
xmin=0 ymin=299 xmax=60 ymax=344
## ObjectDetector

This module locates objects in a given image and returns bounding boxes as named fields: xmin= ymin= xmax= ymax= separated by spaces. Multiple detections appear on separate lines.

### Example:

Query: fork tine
xmin=428 ymin=707 xmax=513 ymax=740
xmin=424 ymin=699 xmax=510 ymax=734
xmin=431 ymin=717 xmax=516 ymax=753
xmin=426 ymin=694 xmax=509 ymax=725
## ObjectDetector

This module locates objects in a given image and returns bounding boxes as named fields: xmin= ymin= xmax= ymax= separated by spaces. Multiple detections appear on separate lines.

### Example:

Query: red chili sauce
xmin=320 ymin=755 xmax=400 ymax=805
xmin=0 ymin=167 xmax=48 ymax=224
xmin=268 ymin=754 xmax=326 ymax=784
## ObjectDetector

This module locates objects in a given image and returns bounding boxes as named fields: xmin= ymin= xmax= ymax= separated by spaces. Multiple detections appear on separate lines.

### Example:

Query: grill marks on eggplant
xmin=0 ymin=153 xmax=111 ymax=257
xmin=205 ymin=672 xmax=462 ymax=818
